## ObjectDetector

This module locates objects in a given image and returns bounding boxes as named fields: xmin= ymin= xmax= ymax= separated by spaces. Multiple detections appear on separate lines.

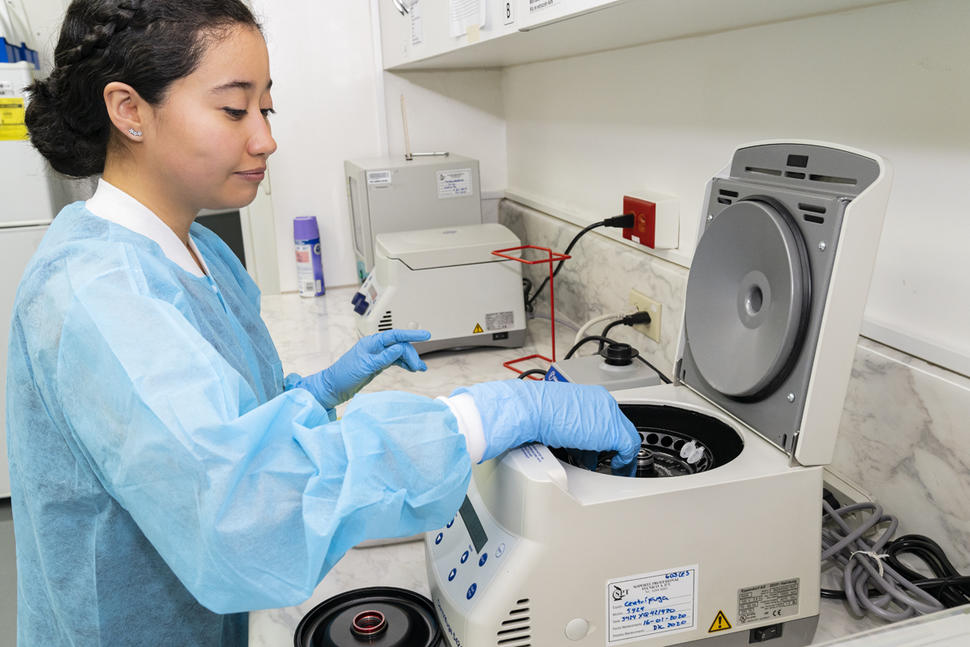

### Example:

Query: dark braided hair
xmin=25 ymin=0 xmax=260 ymax=178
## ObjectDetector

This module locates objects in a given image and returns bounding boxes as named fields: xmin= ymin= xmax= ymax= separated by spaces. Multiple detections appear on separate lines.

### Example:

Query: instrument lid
xmin=684 ymin=199 xmax=810 ymax=399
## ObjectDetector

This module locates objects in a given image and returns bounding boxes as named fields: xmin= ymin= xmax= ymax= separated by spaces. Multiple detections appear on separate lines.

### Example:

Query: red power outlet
xmin=622 ymin=195 xmax=657 ymax=248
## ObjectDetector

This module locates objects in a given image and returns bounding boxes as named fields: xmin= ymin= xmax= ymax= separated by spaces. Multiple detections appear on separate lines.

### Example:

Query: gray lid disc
xmin=685 ymin=199 xmax=809 ymax=398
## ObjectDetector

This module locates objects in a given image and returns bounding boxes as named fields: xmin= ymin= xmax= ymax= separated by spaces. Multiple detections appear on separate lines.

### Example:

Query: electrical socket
xmin=629 ymin=289 xmax=662 ymax=342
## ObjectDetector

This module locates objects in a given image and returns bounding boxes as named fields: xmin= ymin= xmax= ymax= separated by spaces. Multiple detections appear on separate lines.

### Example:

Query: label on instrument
xmin=367 ymin=169 xmax=392 ymax=185
xmin=607 ymin=566 xmax=697 ymax=644
xmin=437 ymin=168 xmax=472 ymax=199
xmin=485 ymin=310 xmax=513 ymax=331
xmin=737 ymin=578 xmax=799 ymax=624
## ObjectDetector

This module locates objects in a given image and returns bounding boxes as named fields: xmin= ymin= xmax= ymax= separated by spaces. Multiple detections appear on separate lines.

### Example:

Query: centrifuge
xmin=426 ymin=141 xmax=892 ymax=647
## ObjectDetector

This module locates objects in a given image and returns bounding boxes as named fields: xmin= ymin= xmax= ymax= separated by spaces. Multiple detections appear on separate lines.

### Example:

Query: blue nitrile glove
xmin=295 ymin=329 xmax=431 ymax=409
xmin=453 ymin=379 xmax=640 ymax=471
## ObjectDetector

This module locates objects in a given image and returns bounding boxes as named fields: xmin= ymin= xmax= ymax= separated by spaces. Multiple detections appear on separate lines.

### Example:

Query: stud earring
xmin=128 ymin=128 xmax=142 ymax=137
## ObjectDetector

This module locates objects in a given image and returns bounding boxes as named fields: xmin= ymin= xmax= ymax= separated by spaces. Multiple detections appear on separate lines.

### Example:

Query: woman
xmin=7 ymin=1 xmax=639 ymax=645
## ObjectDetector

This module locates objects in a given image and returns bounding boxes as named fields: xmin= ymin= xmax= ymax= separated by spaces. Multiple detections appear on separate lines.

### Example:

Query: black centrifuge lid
xmin=294 ymin=586 xmax=442 ymax=647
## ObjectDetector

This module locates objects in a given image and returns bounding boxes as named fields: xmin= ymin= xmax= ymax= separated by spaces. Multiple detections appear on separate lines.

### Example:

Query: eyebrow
xmin=211 ymin=79 xmax=273 ymax=93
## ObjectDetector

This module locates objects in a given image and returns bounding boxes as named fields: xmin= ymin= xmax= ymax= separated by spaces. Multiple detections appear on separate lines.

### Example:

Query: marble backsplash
xmin=498 ymin=198 xmax=970 ymax=569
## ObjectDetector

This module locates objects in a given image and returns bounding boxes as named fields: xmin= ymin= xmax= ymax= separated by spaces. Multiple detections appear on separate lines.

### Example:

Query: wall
xmin=503 ymin=0 xmax=970 ymax=377
xmin=382 ymin=69 xmax=507 ymax=194
xmin=250 ymin=0 xmax=385 ymax=290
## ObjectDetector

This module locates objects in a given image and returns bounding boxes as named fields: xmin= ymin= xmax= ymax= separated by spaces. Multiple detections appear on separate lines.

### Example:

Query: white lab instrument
xmin=0 ymin=61 xmax=65 ymax=498
xmin=353 ymin=224 xmax=526 ymax=355
xmin=426 ymin=141 xmax=892 ymax=647
xmin=345 ymin=154 xmax=483 ymax=282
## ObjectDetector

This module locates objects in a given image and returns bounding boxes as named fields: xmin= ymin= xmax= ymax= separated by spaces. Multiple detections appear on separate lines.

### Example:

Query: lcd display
xmin=459 ymin=496 xmax=488 ymax=553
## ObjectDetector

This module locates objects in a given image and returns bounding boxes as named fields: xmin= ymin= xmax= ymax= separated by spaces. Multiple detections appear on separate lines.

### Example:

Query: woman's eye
xmin=222 ymin=107 xmax=247 ymax=119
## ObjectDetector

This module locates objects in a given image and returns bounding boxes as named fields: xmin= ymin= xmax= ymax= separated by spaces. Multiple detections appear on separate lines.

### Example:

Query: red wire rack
xmin=491 ymin=245 xmax=571 ymax=379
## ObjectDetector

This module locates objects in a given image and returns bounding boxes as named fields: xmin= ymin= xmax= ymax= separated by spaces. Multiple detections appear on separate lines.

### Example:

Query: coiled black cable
xmin=820 ymin=496 xmax=968 ymax=620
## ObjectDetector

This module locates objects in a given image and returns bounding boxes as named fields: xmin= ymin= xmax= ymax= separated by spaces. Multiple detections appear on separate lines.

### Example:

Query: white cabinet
xmin=380 ymin=0 xmax=527 ymax=69
xmin=379 ymin=0 xmax=900 ymax=71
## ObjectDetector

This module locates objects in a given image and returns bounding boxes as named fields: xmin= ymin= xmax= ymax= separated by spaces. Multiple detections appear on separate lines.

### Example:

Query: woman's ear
xmin=104 ymin=81 xmax=147 ymax=141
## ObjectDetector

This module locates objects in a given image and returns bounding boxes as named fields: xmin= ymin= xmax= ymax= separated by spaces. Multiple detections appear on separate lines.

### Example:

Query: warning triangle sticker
xmin=708 ymin=610 xmax=732 ymax=633
xmin=473 ymin=323 xmax=484 ymax=334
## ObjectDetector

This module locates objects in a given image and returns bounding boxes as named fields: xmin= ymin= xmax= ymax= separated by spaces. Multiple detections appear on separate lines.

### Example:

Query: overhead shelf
xmin=382 ymin=0 xmax=901 ymax=71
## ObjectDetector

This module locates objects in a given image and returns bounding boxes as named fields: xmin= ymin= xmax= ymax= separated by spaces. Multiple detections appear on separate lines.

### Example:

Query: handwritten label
xmin=608 ymin=565 xmax=697 ymax=644
xmin=437 ymin=168 xmax=473 ymax=199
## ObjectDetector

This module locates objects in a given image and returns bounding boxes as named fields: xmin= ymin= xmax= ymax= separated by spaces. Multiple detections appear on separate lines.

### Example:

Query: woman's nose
xmin=249 ymin=117 xmax=278 ymax=157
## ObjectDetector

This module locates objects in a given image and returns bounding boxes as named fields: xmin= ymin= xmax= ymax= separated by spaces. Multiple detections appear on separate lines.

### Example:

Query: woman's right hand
xmin=452 ymin=379 xmax=640 ymax=470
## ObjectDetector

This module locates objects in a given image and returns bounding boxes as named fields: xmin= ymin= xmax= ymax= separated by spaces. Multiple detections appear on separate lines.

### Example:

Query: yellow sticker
xmin=708 ymin=610 xmax=732 ymax=633
xmin=0 ymin=98 xmax=29 ymax=141
xmin=473 ymin=323 xmax=484 ymax=334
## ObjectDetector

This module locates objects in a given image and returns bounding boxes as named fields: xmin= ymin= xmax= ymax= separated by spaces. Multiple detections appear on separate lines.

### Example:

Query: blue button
xmin=466 ymin=583 xmax=477 ymax=600
xmin=446 ymin=518 xmax=454 ymax=529
xmin=353 ymin=299 xmax=369 ymax=315
xmin=434 ymin=533 xmax=443 ymax=545
xmin=448 ymin=568 xmax=457 ymax=582
xmin=479 ymin=553 xmax=488 ymax=567
xmin=460 ymin=551 xmax=469 ymax=564
xmin=351 ymin=292 xmax=365 ymax=306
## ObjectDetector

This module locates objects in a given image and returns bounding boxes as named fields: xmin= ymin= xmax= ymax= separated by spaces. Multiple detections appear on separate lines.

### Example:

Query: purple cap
xmin=293 ymin=216 xmax=320 ymax=241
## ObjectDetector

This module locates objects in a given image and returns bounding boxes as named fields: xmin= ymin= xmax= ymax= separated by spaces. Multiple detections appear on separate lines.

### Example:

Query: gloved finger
xmin=372 ymin=343 xmax=407 ymax=371
xmin=610 ymin=455 xmax=639 ymax=477
xmin=610 ymin=416 xmax=641 ymax=466
xmin=376 ymin=329 xmax=431 ymax=347
xmin=393 ymin=341 xmax=427 ymax=372
xmin=567 ymin=448 xmax=600 ymax=471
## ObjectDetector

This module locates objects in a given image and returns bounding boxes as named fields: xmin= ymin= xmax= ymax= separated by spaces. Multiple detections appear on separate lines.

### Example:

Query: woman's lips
xmin=235 ymin=168 xmax=266 ymax=182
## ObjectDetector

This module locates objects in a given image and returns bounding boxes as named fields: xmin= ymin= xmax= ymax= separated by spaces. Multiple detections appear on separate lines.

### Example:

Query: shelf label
xmin=529 ymin=0 xmax=561 ymax=14
xmin=607 ymin=566 xmax=698 ymax=645
xmin=410 ymin=0 xmax=423 ymax=46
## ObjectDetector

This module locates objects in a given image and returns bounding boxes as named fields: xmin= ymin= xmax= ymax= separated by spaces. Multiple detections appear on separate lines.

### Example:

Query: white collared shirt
xmin=85 ymin=178 xmax=210 ymax=278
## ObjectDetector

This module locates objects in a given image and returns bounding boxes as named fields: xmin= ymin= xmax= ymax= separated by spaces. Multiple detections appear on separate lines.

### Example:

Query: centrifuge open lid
xmin=673 ymin=142 xmax=890 ymax=467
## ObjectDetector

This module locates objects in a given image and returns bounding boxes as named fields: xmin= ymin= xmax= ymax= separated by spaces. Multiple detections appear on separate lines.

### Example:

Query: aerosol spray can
xmin=293 ymin=216 xmax=325 ymax=297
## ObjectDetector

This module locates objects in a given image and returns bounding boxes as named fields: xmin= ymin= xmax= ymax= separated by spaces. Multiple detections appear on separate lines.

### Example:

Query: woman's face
xmin=145 ymin=25 xmax=276 ymax=212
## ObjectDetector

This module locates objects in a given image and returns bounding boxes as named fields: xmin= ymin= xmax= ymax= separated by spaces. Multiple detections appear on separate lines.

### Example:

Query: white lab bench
xmin=249 ymin=287 xmax=962 ymax=647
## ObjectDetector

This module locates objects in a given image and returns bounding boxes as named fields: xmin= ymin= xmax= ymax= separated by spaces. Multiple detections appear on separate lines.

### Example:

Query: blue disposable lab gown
xmin=5 ymin=202 xmax=471 ymax=646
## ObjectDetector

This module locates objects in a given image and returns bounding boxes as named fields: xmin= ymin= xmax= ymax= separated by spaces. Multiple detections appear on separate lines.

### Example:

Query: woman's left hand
xmin=294 ymin=329 xmax=431 ymax=409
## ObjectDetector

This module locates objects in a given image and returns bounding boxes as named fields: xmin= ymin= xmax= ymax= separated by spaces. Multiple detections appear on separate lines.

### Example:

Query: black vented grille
xmin=742 ymin=152 xmax=860 ymax=188
xmin=378 ymin=310 xmax=393 ymax=331
xmin=717 ymin=188 xmax=738 ymax=205
xmin=799 ymin=202 xmax=827 ymax=224
xmin=496 ymin=598 xmax=531 ymax=646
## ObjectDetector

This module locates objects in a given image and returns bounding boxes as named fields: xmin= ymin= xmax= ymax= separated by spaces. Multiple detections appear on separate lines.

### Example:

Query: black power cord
xmin=598 ymin=312 xmax=653 ymax=353
xmin=516 ymin=368 xmax=549 ymax=380
xmin=525 ymin=213 xmax=635 ymax=312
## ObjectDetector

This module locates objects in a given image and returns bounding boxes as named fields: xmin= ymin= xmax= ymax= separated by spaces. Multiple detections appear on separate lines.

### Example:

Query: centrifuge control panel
xmin=428 ymin=481 xmax=517 ymax=611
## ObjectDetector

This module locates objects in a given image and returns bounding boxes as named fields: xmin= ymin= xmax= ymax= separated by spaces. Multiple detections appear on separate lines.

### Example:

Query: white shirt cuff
xmin=438 ymin=393 xmax=486 ymax=464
